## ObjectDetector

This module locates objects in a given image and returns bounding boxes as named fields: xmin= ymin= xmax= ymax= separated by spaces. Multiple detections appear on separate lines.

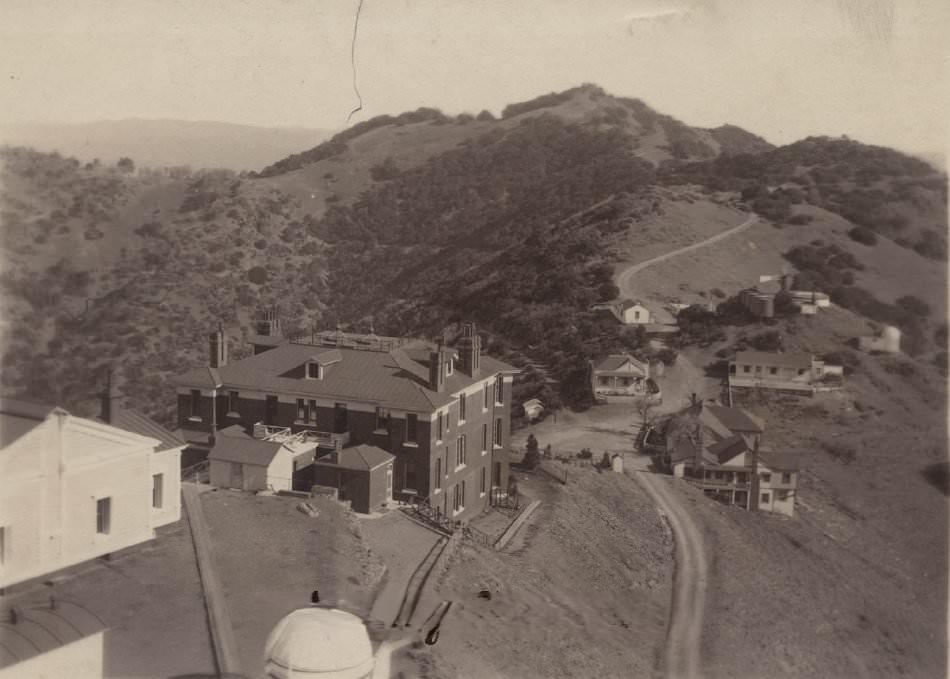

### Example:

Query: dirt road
xmin=631 ymin=471 xmax=708 ymax=679
xmin=616 ymin=214 xmax=759 ymax=297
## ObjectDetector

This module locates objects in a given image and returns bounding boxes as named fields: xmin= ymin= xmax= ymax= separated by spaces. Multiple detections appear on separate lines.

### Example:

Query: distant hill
xmin=0 ymin=119 xmax=331 ymax=171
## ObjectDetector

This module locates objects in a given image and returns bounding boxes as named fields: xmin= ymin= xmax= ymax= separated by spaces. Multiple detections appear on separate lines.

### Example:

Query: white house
xmin=0 ymin=398 xmax=182 ymax=591
xmin=590 ymin=354 xmax=651 ymax=397
xmin=591 ymin=299 xmax=653 ymax=325
xmin=208 ymin=424 xmax=317 ymax=492
xmin=522 ymin=399 xmax=544 ymax=421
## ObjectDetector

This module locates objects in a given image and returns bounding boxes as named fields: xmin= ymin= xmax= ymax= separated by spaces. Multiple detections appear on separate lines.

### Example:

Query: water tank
xmin=882 ymin=325 xmax=901 ymax=353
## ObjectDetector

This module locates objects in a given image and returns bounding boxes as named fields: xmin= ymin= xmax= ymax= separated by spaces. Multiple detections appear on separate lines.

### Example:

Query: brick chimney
xmin=255 ymin=307 xmax=281 ymax=337
xmin=457 ymin=322 xmax=481 ymax=377
xmin=99 ymin=368 xmax=121 ymax=424
xmin=429 ymin=342 xmax=447 ymax=392
xmin=209 ymin=324 xmax=228 ymax=368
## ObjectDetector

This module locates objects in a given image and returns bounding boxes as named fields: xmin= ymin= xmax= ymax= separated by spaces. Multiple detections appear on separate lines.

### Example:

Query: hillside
xmin=1 ymin=83 xmax=945 ymax=422
xmin=0 ymin=119 xmax=331 ymax=171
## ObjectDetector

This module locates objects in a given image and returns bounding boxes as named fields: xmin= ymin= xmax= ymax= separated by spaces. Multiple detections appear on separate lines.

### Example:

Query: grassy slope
xmin=416 ymin=469 xmax=672 ymax=679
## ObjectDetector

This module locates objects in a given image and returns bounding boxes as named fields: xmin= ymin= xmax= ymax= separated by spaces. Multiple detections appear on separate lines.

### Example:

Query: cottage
xmin=728 ymin=351 xmax=843 ymax=393
xmin=858 ymin=325 xmax=901 ymax=354
xmin=591 ymin=299 xmax=653 ymax=325
xmin=172 ymin=319 xmax=518 ymax=521
xmin=0 ymin=398 xmax=182 ymax=590
xmin=590 ymin=354 xmax=651 ymax=397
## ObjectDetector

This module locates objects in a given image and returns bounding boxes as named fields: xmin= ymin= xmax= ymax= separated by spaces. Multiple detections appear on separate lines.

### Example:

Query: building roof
xmin=98 ymin=407 xmax=184 ymax=453
xmin=592 ymin=354 xmax=648 ymax=374
xmin=0 ymin=397 xmax=60 ymax=448
xmin=732 ymin=351 xmax=813 ymax=370
xmin=209 ymin=424 xmax=284 ymax=466
xmin=702 ymin=405 xmax=765 ymax=435
xmin=0 ymin=599 xmax=106 ymax=670
xmin=707 ymin=434 xmax=749 ymax=465
xmin=759 ymin=450 xmax=800 ymax=471
xmin=316 ymin=444 xmax=394 ymax=472
xmin=172 ymin=340 xmax=516 ymax=413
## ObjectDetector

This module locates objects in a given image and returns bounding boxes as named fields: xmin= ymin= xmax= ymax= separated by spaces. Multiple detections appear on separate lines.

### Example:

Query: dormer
xmin=304 ymin=350 xmax=343 ymax=380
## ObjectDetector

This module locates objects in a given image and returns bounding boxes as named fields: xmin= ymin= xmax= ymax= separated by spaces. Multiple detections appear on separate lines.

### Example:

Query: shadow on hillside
xmin=921 ymin=462 xmax=950 ymax=496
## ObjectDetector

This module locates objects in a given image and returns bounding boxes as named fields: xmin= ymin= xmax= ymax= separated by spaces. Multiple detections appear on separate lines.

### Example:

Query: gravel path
xmin=630 ymin=472 xmax=708 ymax=679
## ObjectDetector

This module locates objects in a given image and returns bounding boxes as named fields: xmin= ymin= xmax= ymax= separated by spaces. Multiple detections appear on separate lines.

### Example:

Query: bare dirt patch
xmin=410 ymin=469 xmax=673 ymax=679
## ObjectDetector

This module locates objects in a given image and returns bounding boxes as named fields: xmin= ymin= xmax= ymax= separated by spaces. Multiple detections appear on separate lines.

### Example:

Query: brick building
xmin=171 ymin=321 xmax=518 ymax=520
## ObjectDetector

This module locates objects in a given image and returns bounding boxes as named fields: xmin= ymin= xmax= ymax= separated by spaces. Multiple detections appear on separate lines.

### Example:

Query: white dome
xmin=264 ymin=607 xmax=375 ymax=679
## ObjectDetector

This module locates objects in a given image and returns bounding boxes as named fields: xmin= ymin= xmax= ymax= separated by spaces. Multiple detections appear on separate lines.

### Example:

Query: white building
xmin=0 ymin=398 xmax=182 ymax=590
xmin=208 ymin=424 xmax=317 ymax=492
xmin=591 ymin=299 xmax=653 ymax=325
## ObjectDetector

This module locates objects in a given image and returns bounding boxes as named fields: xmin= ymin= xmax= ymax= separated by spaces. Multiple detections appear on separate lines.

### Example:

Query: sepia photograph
xmin=1 ymin=1 xmax=947 ymax=677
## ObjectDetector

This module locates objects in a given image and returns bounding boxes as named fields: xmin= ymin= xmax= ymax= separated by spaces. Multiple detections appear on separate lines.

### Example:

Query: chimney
xmin=255 ymin=307 xmax=282 ymax=337
xmin=429 ymin=342 xmax=446 ymax=392
xmin=209 ymin=324 xmax=228 ymax=368
xmin=458 ymin=322 xmax=481 ymax=377
xmin=99 ymin=368 xmax=121 ymax=424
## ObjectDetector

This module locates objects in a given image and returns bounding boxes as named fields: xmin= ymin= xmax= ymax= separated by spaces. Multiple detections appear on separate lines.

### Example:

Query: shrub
xmin=476 ymin=110 xmax=496 ymax=122
xmin=935 ymin=323 xmax=948 ymax=348
xmin=247 ymin=266 xmax=269 ymax=285
xmin=935 ymin=352 xmax=948 ymax=377
xmin=710 ymin=287 xmax=726 ymax=299
xmin=369 ymin=157 xmax=400 ymax=181
xmin=750 ymin=330 xmax=783 ymax=351
xmin=787 ymin=214 xmax=813 ymax=225
xmin=824 ymin=441 xmax=857 ymax=464
xmin=848 ymin=226 xmax=878 ymax=246
xmin=896 ymin=295 xmax=930 ymax=318
xmin=822 ymin=350 xmax=860 ymax=375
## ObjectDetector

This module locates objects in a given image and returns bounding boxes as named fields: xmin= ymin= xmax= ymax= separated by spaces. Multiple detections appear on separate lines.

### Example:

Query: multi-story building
xmin=171 ymin=321 xmax=518 ymax=521
xmin=667 ymin=401 xmax=798 ymax=517
xmin=0 ymin=396 xmax=182 ymax=590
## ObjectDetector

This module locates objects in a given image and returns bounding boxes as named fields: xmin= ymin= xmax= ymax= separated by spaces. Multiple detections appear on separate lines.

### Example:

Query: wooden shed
xmin=313 ymin=444 xmax=394 ymax=514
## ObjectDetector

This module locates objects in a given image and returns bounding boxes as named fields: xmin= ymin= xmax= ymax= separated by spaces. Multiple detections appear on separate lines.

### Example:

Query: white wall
xmin=0 ymin=630 xmax=104 ymax=679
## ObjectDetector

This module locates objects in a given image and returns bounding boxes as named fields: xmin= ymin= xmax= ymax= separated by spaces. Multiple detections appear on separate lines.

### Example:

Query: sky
xmin=2 ymin=0 xmax=948 ymax=154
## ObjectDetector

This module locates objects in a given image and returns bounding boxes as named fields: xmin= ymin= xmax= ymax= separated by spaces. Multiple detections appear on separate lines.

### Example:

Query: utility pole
xmin=749 ymin=437 xmax=760 ymax=511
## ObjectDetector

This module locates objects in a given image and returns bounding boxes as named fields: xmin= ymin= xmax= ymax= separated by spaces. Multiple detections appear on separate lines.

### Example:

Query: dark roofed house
xmin=590 ymin=353 xmax=651 ymax=398
xmin=170 ymin=319 xmax=518 ymax=520
xmin=314 ymin=444 xmax=395 ymax=514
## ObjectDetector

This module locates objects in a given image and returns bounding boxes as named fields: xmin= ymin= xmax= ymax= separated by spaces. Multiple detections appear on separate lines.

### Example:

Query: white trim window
xmin=481 ymin=423 xmax=488 ymax=454
xmin=456 ymin=435 xmax=467 ymax=469
xmin=459 ymin=394 xmax=467 ymax=423
xmin=453 ymin=481 xmax=466 ymax=514
xmin=96 ymin=497 xmax=112 ymax=535
xmin=152 ymin=474 xmax=164 ymax=509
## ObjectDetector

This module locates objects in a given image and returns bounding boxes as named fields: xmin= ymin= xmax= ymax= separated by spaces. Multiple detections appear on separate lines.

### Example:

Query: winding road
xmin=630 ymin=470 xmax=708 ymax=679
xmin=616 ymin=214 xmax=759 ymax=298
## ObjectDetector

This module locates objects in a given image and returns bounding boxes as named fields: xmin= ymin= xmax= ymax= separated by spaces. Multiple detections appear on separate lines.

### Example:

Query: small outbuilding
xmin=522 ymin=399 xmax=544 ymax=421
xmin=313 ymin=444 xmax=395 ymax=514
xmin=209 ymin=424 xmax=317 ymax=492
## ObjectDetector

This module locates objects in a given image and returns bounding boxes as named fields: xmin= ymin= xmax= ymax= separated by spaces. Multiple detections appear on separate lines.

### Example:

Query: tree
xmin=523 ymin=434 xmax=540 ymax=469
xmin=896 ymin=295 xmax=930 ymax=318
xmin=476 ymin=110 xmax=496 ymax=122
xmin=117 ymin=157 xmax=135 ymax=174
xmin=633 ymin=395 xmax=658 ymax=429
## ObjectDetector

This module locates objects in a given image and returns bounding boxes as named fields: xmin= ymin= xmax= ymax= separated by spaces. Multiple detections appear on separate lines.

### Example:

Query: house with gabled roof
xmin=667 ymin=400 xmax=798 ymax=517
xmin=590 ymin=354 xmax=651 ymax=397
xmin=0 ymin=396 xmax=182 ymax=590
xmin=170 ymin=321 xmax=517 ymax=520
xmin=591 ymin=299 xmax=653 ymax=325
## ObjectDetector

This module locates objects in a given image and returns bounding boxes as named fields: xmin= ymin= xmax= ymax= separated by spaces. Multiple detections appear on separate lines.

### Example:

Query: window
xmin=446 ymin=359 xmax=454 ymax=376
xmin=387 ymin=467 xmax=393 ymax=492
xmin=435 ymin=457 xmax=442 ymax=490
xmin=754 ymin=365 xmax=762 ymax=374
xmin=760 ymin=493 xmax=770 ymax=504
xmin=769 ymin=367 xmax=777 ymax=375
xmin=459 ymin=394 xmax=466 ymax=422
xmin=482 ymin=423 xmax=488 ymax=453
xmin=190 ymin=390 xmax=201 ymax=417
xmin=228 ymin=390 xmax=239 ymax=413
xmin=152 ymin=474 xmax=163 ymax=509
xmin=406 ymin=414 xmax=418 ymax=443
xmin=634 ymin=310 xmax=640 ymax=320
xmin=743 ymin=365 xmax=751 ymax=374
xmin=96 ymin=498 xmax=111 ymax=535
xmin=777 ymin=490 xmax=790 ymax=501
xmin=480 ymin=467 xmax=487 ymax=495
xmin=406 ymin=461 xmax=417 ymax=490
xmin=761 ymin=473 xmax=771 ymax=483
xmin=0 ymin=526 xmax=6 ymax=566
xmin=437 ymin=412 xmax=443 ymax=441
xmin=453 ymin=483 xmax=465 ymax=512
xmin=375 ymin=407 xmax=390 ymax=431
xmin=494 ymin=418 xmax=503 ymax=446
xmin=483 ymin=385 xmax=489 ymax=410
xmin=297 ymin=398 xmax=308 ymax=421
xmin=621 ymin=378 xmax=631 ymax=387
xmin=781 ymin=472 xmax=792 ymax=484
xmin=307 ymin=362 xmax=322 ymax=379
xmin=308 ymin=400 xmax=318 ymax=424
xmin=797 ymin=368 xmax=806 ymax=375
xmin=737 ymin=472 xmax=748 ymax=483
xmin=599 ymin=377 xmax=609 ymax=386
xmin=456 ymin=435 xmax=467 ymax=468
xmin=495 ymin=375 xmax=504 ymax=404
